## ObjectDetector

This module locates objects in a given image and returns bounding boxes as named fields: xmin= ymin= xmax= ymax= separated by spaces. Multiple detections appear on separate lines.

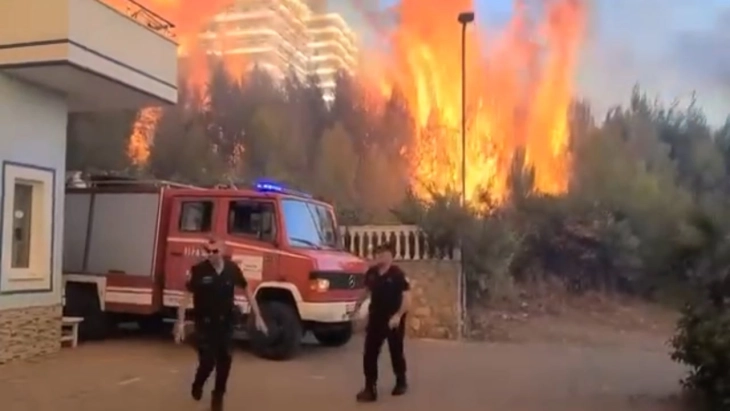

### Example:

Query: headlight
xmin=309 ymin=278 xmax=330 ymax=292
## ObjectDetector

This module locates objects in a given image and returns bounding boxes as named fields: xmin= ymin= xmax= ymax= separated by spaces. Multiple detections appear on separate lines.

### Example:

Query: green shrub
xmin=670 ymin=216 xmax=730 ymax=409
xmin=670 ymin=291 xmax=730 ymax=409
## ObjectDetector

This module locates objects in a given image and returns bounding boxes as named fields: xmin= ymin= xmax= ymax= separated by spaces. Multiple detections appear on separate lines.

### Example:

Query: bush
xmin=670 ymin=215 xmax=730 ymax=409
xmin=670 ymin=291 xmax=730 ymax=409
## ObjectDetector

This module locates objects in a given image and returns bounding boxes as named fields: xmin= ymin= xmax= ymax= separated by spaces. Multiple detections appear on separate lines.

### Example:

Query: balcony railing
xmin=339 ymin=225 xmax=459 ymax=261
xmin=100 ymin=0 xmax=175 ymax=39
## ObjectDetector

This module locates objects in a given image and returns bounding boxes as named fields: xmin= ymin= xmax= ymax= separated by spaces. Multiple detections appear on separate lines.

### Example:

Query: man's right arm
xmin=353 ymin=269 xmax=374 ymax=312
xmin=177 ymin=292 xmax=191 ymax=324
xmin=354 ymin=288 xmax=370 ymax=311
xmin=177 ymin=268 xmax=195 ymax=325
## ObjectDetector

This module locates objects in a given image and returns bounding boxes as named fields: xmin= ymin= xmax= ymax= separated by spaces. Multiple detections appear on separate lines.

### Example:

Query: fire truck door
xmin=163 ymin=197 xmax=221 ymax=306
xmin=225 ymin=199 xmax=280 ymax=302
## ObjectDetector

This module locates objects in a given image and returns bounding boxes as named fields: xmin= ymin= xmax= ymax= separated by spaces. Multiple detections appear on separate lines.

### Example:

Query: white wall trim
xmin=0 ymin=161 xmax=55 ymax=294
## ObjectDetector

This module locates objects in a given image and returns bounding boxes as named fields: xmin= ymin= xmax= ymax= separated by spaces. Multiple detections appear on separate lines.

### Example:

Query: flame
xmin=117 ymin=0 xmax=236 ymax=166
xmin=389 ymin=0 xmax=585 ymax=202
xmin=127 ymin=107 xmax=161 ymax=165
xmin=116 ymin=0 xmax=584 ymax=205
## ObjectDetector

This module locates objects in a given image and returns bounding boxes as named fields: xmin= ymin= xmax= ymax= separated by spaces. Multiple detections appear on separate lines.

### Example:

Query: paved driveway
xmin=0 ymin=335 xmax=685 ymax=411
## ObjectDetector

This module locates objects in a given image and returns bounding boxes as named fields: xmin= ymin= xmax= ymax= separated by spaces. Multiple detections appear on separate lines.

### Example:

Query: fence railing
xmin=339 ymin=225 xmax=459 ymax=261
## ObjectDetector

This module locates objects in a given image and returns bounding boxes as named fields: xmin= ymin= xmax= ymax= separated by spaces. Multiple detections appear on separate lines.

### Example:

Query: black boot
xmin=211 ymin=392 xmax=224 ymax=411
xmin=356 ymin=385 xmax=378 ymax=402
xmin=191 ymin=383 xmax=203 ymax=401
xmin=391 ymin=378 xmax=408 ymax=396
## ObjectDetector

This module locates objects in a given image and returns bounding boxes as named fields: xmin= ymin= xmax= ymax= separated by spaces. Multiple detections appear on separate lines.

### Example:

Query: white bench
xmin=61 ymin=316 xmax=84 ymax=348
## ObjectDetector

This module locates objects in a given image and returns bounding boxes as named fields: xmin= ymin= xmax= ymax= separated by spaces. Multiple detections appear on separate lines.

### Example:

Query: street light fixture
xmin=457 ymin=11 xmax=474 ymax=208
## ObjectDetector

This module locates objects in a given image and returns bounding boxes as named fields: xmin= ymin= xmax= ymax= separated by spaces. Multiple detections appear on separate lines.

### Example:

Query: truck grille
xmin=309 ymin=271 xmax=366 ymax=290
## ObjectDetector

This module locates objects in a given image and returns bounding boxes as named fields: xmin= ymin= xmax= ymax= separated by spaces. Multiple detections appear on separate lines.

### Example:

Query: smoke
xmin=673 ymin=8 xmax=730 ymax=92
xmin=129 ymin=0 xmax=730 ymax=125
xmin=336 ymin=0 xmax=398 ymax=39
xmin=576 ymin=0 xmax=730 ymax=125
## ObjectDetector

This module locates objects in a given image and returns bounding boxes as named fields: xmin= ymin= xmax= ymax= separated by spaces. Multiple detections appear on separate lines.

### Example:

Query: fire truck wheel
xmin=250 ymin=301 xmax=302 ymax=361
xmin=313 ymin=323 xmax=353 ymax=347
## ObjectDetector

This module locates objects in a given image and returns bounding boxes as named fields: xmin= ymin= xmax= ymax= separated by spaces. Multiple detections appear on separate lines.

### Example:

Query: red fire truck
xmin=62 ymin=176 xmax=368 ymax=360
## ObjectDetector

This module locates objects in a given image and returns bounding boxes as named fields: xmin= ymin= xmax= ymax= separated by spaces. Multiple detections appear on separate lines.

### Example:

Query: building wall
xmin=0 ymin=73 xmax=66 ymax=363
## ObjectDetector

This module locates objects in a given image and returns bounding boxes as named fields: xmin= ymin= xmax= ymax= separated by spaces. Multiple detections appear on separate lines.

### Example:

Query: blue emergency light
xmin=255 ymin=180 xmax=283 ymax=192
xmin=254 ymin=179 xmax=312 ymax=198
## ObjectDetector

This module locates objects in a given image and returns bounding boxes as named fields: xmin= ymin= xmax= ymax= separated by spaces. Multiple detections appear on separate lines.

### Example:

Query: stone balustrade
xmin=339 ymin=225 xmax=459 ymax=261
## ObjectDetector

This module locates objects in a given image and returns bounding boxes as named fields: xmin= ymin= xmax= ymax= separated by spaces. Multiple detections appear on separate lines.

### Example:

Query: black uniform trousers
xmin=193 ymin=318 xmax=234 ymax=395
xmin=363 ymin=315 xmax=407 ymax=387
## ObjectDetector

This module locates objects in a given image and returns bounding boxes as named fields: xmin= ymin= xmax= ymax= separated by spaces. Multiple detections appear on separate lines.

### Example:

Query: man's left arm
xmin=395 ymin=272 xmax=411 ymax=319
xmin=232 ymin=263 xmax=265 ymax=323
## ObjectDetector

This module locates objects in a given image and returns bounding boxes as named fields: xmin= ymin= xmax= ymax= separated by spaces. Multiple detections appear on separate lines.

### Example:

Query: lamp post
xmin=456 ymin=11 xmax=474 ymax=340
xmin=457 ymin=11 xmax=474 ymax=206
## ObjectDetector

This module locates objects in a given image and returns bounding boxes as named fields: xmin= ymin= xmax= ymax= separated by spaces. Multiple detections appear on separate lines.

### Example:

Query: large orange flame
xmin=113 ymin=0 xmax=234 ymax=166
xmin=127 ymin=107 xmax=160 ymax=165
xmin=117 ymin=0 xmax=584 ymax=205
xmin=388 ymin=0 xmax=585 ymax=202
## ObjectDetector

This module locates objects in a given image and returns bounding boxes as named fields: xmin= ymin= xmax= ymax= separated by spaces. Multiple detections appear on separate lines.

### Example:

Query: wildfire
xmin=127 ymin=107 xmax=161 ymax=165
xmin=389 ymin=0 xmax=585 ymax=202
xmin=118 ymin=0 xmax=585 ymax=204
xmin=118 ymin=0 xmax=236 ymax=166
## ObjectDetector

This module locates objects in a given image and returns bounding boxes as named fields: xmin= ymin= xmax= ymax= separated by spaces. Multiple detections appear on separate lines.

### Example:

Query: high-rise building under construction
xmin=201 ymin=0 xmax=312 ymax=80
xmin=200 ymin=0 xmax=358 ymax=101
xmin=306 ymin=12 xmax=357 ymax=101
xmin=305 ymin=0 xmax=327 ymax=13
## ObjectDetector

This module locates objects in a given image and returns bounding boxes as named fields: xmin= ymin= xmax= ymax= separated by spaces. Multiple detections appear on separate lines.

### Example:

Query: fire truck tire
xmin=250 ymin=301 xmax=302 ymax=361
xmin=313 ymin=323 xmax=353 ymax=347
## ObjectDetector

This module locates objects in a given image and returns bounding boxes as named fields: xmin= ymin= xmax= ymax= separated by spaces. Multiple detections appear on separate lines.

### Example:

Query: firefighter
xmin=174 ymin=238 xmax=268 ymax=411
xmin=349 ymin=242 xmax=411 ymax=402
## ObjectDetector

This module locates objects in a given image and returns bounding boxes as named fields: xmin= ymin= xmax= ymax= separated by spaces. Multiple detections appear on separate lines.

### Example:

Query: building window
xmin=11 ymin=182 xmax=33 ymax=268
xmin=1 ymin=162 xmax=54 ymax=288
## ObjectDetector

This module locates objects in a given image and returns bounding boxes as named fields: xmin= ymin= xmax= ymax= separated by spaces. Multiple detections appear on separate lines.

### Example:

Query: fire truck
xmin=61 ymin=176 xmax=368 ymax=360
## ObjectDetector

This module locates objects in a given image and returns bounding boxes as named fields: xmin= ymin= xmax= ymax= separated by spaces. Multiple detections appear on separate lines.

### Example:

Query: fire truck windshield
xmin=281 ymin=199 xmax=338 ymax=249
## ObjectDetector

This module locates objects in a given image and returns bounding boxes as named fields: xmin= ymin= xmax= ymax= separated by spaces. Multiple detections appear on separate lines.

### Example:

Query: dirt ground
xmin=0 ymin=319 xmax=686 ymax=411
xmin=473 ymin=290 xmax=680 ymax=349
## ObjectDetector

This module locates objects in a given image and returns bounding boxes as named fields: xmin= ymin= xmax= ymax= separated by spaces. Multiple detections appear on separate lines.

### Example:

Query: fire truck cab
xmin=62 ymin=176 xmax=369 ymax=360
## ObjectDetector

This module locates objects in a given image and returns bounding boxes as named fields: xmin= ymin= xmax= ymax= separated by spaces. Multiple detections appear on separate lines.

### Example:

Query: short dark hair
xmin=373 ymin=241 xmax=395 ymax=255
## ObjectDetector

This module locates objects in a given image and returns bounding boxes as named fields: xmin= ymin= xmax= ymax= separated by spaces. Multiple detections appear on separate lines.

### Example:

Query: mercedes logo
xmin=348 ymin=275 xmax=356 ymax=288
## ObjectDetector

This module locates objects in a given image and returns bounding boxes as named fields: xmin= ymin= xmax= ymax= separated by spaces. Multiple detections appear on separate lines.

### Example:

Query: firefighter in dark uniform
xmin=174 ymin=239 xmax=268 ymax=411
xmin=349 ymin=242 xmax=411 ymax=402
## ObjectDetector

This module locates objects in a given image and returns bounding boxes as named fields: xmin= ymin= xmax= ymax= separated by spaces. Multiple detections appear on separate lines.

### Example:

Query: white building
xmin=304 ymin=0 xmax=327 ymax=13
xmin=0 ymin=0 xmax=177 ymax=364
xmin=306 ymin=13 xmax=358 ymax=102
xmin=200 ymin=0 xmax=358 ymax=101
xmin=201 ymin=0 xmax=312 ymax=80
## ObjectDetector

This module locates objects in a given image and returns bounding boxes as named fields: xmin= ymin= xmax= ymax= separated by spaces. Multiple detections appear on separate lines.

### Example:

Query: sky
xmin=577 ymin=0 xmax=730 ymax=126
xmin=330 ymin=0 xmax=730 ymax=127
